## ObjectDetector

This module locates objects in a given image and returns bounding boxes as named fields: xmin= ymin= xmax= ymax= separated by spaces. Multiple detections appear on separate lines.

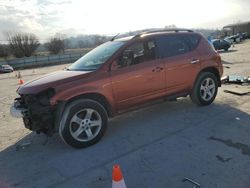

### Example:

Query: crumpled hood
xmin=17 ymin=70 xmax=91 ymax=94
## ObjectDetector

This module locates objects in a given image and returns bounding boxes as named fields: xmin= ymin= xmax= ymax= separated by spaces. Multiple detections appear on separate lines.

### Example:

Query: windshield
xmin=68 ymin=41 xmax=125 ymax=71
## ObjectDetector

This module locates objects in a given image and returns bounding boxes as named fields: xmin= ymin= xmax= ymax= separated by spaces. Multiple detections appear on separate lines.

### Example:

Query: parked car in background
xmin=0 ymin=64 xmax=14 ymax=73
xmin=236 ymin=33 xmax=245 ymax=41
xmin=242 ymin=32 xmax=249 ymax=39
xmin=10 ymin=29 xmax=223 ymax=148
xmin=224 ymin=37 xmax=234 ymax=44
xmin=212 ymin=39 xmax=231 ymax=51
xmin=225 ymin=35 xmax=241 ymax=43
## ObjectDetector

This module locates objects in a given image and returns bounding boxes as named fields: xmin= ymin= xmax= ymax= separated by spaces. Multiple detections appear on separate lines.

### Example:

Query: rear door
xmin=110 ymin=39 xmax=165 ymax=110
xmin=155 ymin=34 xmax=201 ymax=93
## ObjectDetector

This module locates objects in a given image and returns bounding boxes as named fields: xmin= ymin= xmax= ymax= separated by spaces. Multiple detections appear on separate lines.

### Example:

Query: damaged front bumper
xmin=10 ymin=89 xmax=57 ymax=135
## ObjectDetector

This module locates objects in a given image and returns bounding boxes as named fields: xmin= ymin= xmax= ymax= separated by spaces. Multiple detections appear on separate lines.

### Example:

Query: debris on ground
xmin=216 ymin=155 xmax=232 ymax=163
xmin=235 ymin=117 xmax=240 ymax=120
xmin=221 ymin=75 xmax=250 ymax=84
xmin=224 ymin=86 xmax=250 ymax=96
xmin=182 ymin=177 xmax=200 ymax=187
xmin=221 ymin=76 xmax=229 ymax=84
xmin=222 ymin=75 xmax=250 ymax=95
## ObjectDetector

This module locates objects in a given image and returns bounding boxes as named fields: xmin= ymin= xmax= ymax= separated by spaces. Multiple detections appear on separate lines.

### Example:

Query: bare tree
xmin=0 ymin=44 xmax=9 ymax=58
xmin=165 ymin=24 xmax=177 ymax=29
xmin=45 ymin=35 xmax=65 ymax=54
xmin=78 ymin=40 xmax=85 ymax=48
xmin=7 ymin=32 xmax=40 ymax=58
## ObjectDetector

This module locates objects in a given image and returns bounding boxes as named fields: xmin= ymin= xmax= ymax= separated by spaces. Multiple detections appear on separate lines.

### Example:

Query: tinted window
xmin=182 ymin=34 xmax=201 ymax=50
xmin=156 ymin=35 xmax=190 ymax=58
xmin=117 ymin=40 xmax=156 ymax=67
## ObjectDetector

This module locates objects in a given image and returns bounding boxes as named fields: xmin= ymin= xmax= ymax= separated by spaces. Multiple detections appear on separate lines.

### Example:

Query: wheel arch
xmin=66 ymin=93 xmax=114 ymax=118
xmin=198 ymin=67 xmax=221 ymax=87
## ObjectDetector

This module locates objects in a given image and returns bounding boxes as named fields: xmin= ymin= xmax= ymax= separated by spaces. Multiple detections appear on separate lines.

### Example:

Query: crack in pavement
xmin=215 ymin=155 xmax=232 ymax=163
xmin=209 ymin=136 xmax=250 ymax=156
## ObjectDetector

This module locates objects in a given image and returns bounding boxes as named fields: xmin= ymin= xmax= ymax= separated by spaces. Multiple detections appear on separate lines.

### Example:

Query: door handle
xmin=152 ymin=67 xmax=164 ymax=72
xmin=190 ymin=59 xmax=200 ymax=64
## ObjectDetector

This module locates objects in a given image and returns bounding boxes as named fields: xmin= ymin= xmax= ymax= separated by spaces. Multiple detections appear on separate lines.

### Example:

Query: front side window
xmin=116 ymin=40 xmax=156 ymax=68
xmin=68 ymin=41 xmax=125 ymax=71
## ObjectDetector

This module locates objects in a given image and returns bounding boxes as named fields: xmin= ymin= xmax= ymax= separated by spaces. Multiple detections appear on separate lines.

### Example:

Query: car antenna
xmin=110 ymin=33 xmax=120 ymax=41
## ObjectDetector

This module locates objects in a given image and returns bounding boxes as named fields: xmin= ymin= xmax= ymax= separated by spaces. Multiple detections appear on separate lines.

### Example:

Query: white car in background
xmin=0 ymin=64 xmax=14 ymax=73
xmin=224 ymin=35 xmax=241 ymax=44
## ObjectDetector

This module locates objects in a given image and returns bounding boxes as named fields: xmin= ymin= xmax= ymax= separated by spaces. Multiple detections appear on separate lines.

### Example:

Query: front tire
xmin=59 ymin=99 xmax=108 ymax=148
xmin=190 ymin=72 xmax=218 ymax=106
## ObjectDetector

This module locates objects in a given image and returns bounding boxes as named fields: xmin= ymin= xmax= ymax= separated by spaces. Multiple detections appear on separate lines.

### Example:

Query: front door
xmin=110 ymin=39 xmax=165 ymax=110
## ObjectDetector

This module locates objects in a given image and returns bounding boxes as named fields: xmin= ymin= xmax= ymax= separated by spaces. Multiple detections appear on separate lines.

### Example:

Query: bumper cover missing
xmin=10 ymin=101 xmax=28 ymax=118
xmin=10 ymin=94 xmax=56 ymax=135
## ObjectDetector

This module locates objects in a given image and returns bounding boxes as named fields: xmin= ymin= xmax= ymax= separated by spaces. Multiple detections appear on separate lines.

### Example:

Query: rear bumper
xmin=219 ymin=65 xmax=224 ymax=77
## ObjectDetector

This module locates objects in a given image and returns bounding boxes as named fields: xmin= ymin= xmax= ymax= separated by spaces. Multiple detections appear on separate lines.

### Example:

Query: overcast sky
xmin=0 ymin=0 xmax=249 ymax=41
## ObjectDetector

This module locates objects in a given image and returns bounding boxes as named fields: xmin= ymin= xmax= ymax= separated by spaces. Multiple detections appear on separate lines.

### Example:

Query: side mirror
xmin=110 ymin=60 xmax=121 ymax=71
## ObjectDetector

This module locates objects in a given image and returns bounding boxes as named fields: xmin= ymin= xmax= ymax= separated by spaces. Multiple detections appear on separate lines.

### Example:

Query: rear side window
xmin=156 ymin=34 xmax=201 ymax=58
xmin=156 ymin=35 xmax=190 ymax=58
xmin=182 ymin=34 xmax=201 ymax=51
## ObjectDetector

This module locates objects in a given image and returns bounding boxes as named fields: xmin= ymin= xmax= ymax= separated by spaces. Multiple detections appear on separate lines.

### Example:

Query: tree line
xmin=0 ymin=32 xmax=109 ymax=59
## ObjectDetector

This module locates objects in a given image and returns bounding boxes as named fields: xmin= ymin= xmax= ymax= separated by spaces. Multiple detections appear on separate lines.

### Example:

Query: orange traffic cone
xmin=19 ymin=79 xmax=24 ymax=85
xmin=17 ymin=71 xmax=21 ymax=79
xmin=112 ymin=165 xmax=127 ymax=188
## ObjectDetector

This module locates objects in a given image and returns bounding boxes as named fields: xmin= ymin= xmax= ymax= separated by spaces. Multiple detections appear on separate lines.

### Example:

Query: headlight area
xmin=20 ymin=88 xmax=56 ymax=136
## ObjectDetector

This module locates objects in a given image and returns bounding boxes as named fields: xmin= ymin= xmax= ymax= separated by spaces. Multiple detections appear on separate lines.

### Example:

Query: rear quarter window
xmin=182 ymin=34 xmax=201 ymax=51
xmin=156 ymin=34 xmax=201 ymax=58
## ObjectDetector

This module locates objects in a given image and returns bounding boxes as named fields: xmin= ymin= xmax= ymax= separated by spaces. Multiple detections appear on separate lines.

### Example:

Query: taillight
xmin=215 ymin=54 xmax=221 ymax=64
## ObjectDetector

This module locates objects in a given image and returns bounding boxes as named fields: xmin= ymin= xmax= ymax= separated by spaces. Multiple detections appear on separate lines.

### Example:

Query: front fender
xmin=50 ymin=81 xmax=116 ymax=117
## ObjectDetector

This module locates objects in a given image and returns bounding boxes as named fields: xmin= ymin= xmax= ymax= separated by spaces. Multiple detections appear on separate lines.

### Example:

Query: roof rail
xmin=133 ymin=28 xmax=193 ymax=38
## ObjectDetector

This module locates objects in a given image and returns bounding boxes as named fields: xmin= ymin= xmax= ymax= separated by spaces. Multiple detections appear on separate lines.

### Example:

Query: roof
xmin=223 ymin=21 xmax=250 ymax=28
xmin=114 ymin=28 xmax=194 ymax=41
xmin=114 ymin=36 xmax=133 ymax=42
xmin=133 ymin=28 xmax=193 ymax=38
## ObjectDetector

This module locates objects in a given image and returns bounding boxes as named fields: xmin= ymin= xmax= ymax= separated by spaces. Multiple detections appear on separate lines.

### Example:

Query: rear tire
xmin=190 ymin=72 xmax=218 ymax=106
xmin=59 ymin=99 xmax=108 ymax=148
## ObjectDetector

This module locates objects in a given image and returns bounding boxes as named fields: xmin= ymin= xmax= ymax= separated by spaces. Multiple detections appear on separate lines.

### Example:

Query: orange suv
xmin=11 ymin=29 xmax=223 ymax=148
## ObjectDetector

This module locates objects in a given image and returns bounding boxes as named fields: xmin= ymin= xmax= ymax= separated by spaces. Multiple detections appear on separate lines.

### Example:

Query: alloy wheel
xmin=69 ymin=108 xmax=102 ymax=142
